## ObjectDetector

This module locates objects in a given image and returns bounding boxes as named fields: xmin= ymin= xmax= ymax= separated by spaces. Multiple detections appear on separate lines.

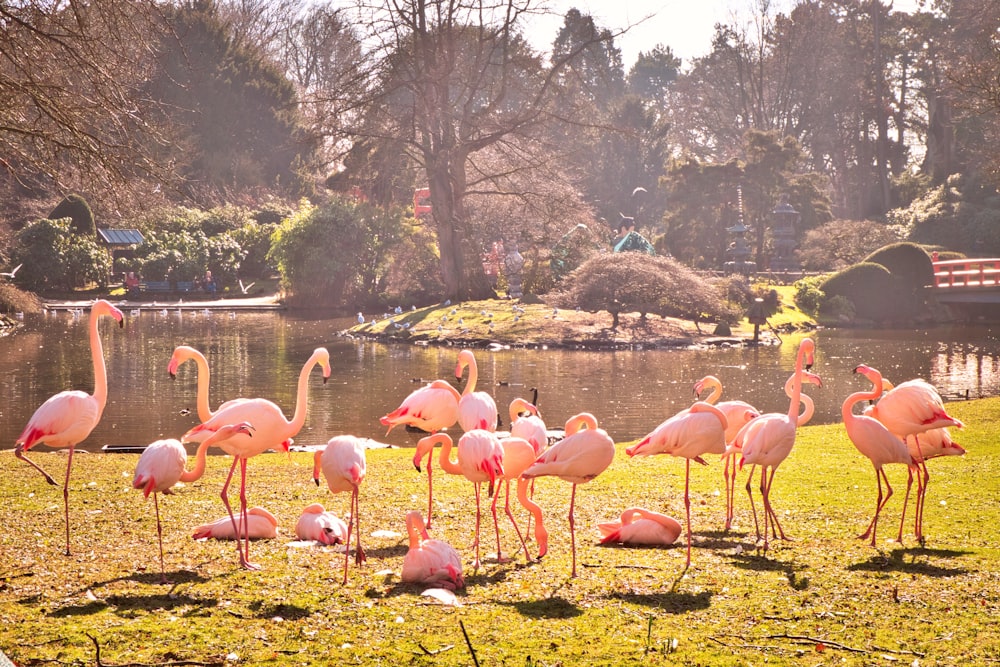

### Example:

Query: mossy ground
xmin=1 ymin=398 xmax=997 ymax=666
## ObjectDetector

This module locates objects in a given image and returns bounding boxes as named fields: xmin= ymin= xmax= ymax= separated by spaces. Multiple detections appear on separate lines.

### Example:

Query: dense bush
xmin=819 ymin=262 xmax=921 ymax=323
xmin=0 ymin=283 xmax=42 ymax=314
xmin=797 ymin=219 xmax=902 ymax=271
xmin=48 ymin=194 xmax=95 ymax=236
xmin=793 ymin=275 xmax=827 ymax=316
xmin=547 ymin=252 xmax=738 ymax=328
xmin=11 ymin=217 xmax=111 ymax=290
xmin=863 ymin=242 xmax=934 ymax=287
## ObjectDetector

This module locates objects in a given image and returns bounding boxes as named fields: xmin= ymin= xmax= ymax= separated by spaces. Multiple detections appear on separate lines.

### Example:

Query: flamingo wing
xmin=17 ymin=391 xmax=101 ymax=449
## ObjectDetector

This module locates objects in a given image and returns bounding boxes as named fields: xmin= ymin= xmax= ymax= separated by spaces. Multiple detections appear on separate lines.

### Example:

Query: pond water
xmin=1 ymin=309 xmax=996 ymax=452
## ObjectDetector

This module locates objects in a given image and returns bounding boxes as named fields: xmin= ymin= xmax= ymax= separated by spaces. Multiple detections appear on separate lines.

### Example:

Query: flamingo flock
xmin=12 ymin=307 xmax=970 ymax=591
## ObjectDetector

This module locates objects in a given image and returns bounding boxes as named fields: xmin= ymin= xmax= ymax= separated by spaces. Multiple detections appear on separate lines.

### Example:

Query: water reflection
xmin=1 ymin=309 xmax=997 ymax=452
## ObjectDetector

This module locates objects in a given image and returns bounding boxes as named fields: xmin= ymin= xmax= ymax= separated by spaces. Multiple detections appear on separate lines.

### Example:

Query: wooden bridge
xmin=932 ymin=258 xmax=1000 ymax=305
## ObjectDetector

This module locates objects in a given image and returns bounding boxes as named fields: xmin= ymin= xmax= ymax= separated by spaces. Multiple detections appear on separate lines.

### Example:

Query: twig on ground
xmin=710 ymin=633 xmax=926 ymax=658
xmin=459 ymin=620 xmax=481 ymax=667
xmin=416 ymin=643 xmax=455 ymax=656
xmin=86 ymin=633 xmax=225 ymax=667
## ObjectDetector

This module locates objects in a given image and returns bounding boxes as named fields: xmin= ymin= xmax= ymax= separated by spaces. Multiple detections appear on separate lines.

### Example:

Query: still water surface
xmin=1 ymin=309 xmax=996 ymax=451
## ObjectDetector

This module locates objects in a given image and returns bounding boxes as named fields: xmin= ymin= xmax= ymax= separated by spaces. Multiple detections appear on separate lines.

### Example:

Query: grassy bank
xmin=1 ymin=397 xmax=995 ymax=666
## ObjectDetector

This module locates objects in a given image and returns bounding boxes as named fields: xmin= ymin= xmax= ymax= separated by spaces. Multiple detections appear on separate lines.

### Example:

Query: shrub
xmin=10 ymin=217 xmax=110 ymax=290
xmin=793 ymin=275 xmax=826 ymax=316
xmin=48 ymin=194 xmax=95 ymax=236
xmin=0 ymin=283 xmax=42 ymax=314
xmin=819 ymin=262 xmax=919 ymax=323
xmin=863 ymin=242 xmax=934 ymax=287
xmin=547 ymin=252 xmax=737 ymax=329
xmin=797 ymin=219 xmax=901 ymax=271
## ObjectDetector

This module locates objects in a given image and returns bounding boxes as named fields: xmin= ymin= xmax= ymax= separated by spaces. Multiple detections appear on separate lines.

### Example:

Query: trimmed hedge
xmin=48 ymin=194 xmax=95 ymax=236
xmin=863 ymin=242 xmax=934 ymax=287
xmin=819 ymin=262 xmax=920 ymax=322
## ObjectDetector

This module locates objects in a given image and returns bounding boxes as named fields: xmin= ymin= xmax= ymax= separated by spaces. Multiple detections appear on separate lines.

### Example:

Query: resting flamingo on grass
xmin=599 ymin=508 xmax=683 ymax=546
xmin=192 ymin=507 xmax=278 ymax=540
xmin=523 ymin=413 xmax=615 ymax=578
xmin=401 ymin=511 xmax=464 ymax=591
xmin=295 ymin=503 xmax=348 ymax=545
xmin=734 ymin=338 xmax=816 ymax=551
xmin=627 ymin=401 xmax=727 ymax=567
xmin=14 ymin=299 xmax=124 ymax=556
xmin=313 ymin=435 xmax=367 ymax=584
xmin=456 ymin=349 xmax=498 ymax=432
xmin=133 ymin=421 xmax=255 ymax=583
xmin=844 ymin=365 xmax=916 ymax=546
xmin=382 ymin=378 xmax=460 ymax=528
xmin=182 ymin=348 xmax=331 ymax=570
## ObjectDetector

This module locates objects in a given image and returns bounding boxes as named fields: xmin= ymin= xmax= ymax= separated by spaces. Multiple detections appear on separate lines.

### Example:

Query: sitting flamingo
xmin=599 ymin=507 xmax=682 ymax=546
xmin=295 ymin=503 xmax=348 ymax=545
xmin=401 ymin=511 xmax=464 ymax=591
xmin=192 ymin=507 xmax=279 ymax=540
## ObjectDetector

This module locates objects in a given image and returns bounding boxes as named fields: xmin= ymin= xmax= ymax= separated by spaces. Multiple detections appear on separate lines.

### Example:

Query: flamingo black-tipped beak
xmin=313 ymin=477 xmax=320 ymax=486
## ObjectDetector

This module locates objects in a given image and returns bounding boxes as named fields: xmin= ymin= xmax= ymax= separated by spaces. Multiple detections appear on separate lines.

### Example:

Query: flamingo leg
xmin=237 ymin=458 xmax=258 ymax=570
xmin=220 ymin=457 xmax=243 ymax=566
xmin=353 ymin=486 xmax=366 ymax=565
xmin=744 ymin=465 xmax=760 ymax=541
xmin=916 ymin=460 xmax=930 ymax=544
xmin=425 ymin=449 xmax=434 ymax=530
xmin=62 ymin=445 xmax=76 ymax=555
xmin=860 ymin=466 xmax=893 ymax=547
xmin=516 ymin=477 xmax=547 ymax=559
xmin=763 ymin=468 xmax=790 ymax=541
xmin=723 ymin=455 xmax=734 ymax=531
xmin=502 ymin=480 xmax=531 ymax=562
xmin=153 ymin=492 xmax=168 ymax=584
xmin=342 ymin=491 xmax=354 ymax=585
xmin=472 ymin=483 xmax=482 ymax=572
xmin=684 ymin=458 xmax=693 ymax=568
xmin=568 ymin=483 xmax=578 ymax=578
xmin=14 ymin=445 xmax=57 ymax=486
xmin=897 ymin=465 xmax=915 ymax=544
xmin=759 ymin=466 xmax=769 ymax=552
xmin=489 ymin=481 xmax=508 ymax=563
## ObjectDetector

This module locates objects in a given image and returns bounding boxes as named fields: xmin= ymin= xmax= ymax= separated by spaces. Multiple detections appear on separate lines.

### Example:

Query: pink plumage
xmin=192 ymin=507 xmax=278 ymax=540
xmin=295 ymin=503 xmax=348 ymax=545
xmin=509 ymin=398 xmax=548 ymax=455
xmin=380 ymin=379 xmax=460 ymax=434
xmin=456 ymin=349 xmax=498 ymax=432
xmin=401 ymin=511 xmax=464 ymax=590
xmin=313 ymin=435 xmax=368 ymax=583
xmin=599 ymin=508 xmax=682 ymax=546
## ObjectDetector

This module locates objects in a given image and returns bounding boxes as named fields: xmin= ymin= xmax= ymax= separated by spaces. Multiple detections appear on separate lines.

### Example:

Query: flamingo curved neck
xmin=179 ymin=439 xmax=213 ymax=482
xmin=701 ymin=377 xmax=723 ymax=404
xmin=287 ymin=351 xmax=325 ymax=433
xmin=405 ymin=512 xmax=426 ymax=549
xmin=843 ymin=371 xmax=883 ymax=422
xmin=566 ymin=412 xmax=598 ymax=434
xmin=786 ymin=342 xmax=811 ymax=421
xmin=89 ymin=307 xmax=112 ymax=412
xmin=509 ymin=398 xmax=533 ymax=423
xmin=182 ymin=348 xmax=213 ymax=422
xmin=784 ymin=375 xmax=814 ymax=425
xmin=458 ymin=352 xmax=479 ymax=395
xmin=437 ymin=433 xmax=463 ymax=475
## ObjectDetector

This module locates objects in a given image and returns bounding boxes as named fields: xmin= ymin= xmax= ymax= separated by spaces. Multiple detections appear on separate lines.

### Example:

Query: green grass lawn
xmin=1 ymin=398 xmax=995 ymax=665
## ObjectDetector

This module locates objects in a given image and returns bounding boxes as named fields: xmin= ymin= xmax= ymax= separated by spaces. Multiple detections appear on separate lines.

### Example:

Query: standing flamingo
xmin=857 ymin=367 xmax=965 ymax=543
xmin=627 ymin=402 xmax=728 ymax=567
xmin=295 ymin=503 xmax=348 ymax=545
xmin=382 ymin=378 xmax=460 ymax=529
xmin=693 ymin=375 xmax=759 ymax=532
xmin=313 ymin=435 xmax=368 ymax=584
xmin=598 ymin=508 xmax=683 ymax=546
xmin=724 ymin=369 xmax=821 ymax=532
xmin=492 ymin=436 xmax=541 ymax=562
xmin=522 ymin=413 xmax=615 ymax=577
xmin=414 ymin=430 xmax=505 ymax=571
xmin=734 ymin=337 xmax=816 ymax=551
xmin=509 ymin=398 xmax=547 ymax=455
xmin=401 ymin=511 xmax=464 ymax=591
xmin=133 ymin=421 xmax=255 ymax=583
xmin=456 ymin=349 xmax=498 ymax=432
xmin=14 ymin=299 xmax=124 ymax=556
xmin=182 ymin=347 xmax=331 ymax=570
xmin=843 ymin=365 xmax=915 ymax=546
xmin=167 ymin=345 xmax=248 ymax=421
xmin=896 ymin=426 xmax=965 ymax=543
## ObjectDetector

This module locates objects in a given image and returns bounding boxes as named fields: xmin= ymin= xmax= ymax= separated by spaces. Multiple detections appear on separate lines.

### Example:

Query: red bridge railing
xmin=933 ymin=259 xmax=1000 ymax=288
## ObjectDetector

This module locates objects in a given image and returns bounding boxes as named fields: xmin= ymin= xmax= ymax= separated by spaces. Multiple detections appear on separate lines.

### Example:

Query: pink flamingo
xmin=627 ymin=401 xmax=728 ymax=567
xmin=414 ymin=430 xmax=505 ymax=571
xmin=382 ymin=378 xmax=461 ymax=529
xmin=313 ymin=435 xmax=367 ymax=584
xmin=693 ymin=375 xmax=759 ymax=531
xmin=167 ymin=345 xmax=248 ymax=421
xmin=844 ymin=365 xmax=915 ymax=546
xmin=896 ymin=426 xmax=965 ymax=542
xmin=182 ymin=347 xmax=331 ymax=570
xmin=401 ymin=511 xmax=464 ymax=590
xmin=735 ymin=337 xmax=816 ymax=551
xmin=523 ymin=413 xmax=615 ymax=578
xmin=456 ymin=349 xmax=498 ymax=432
xmin=133 ymin=421 xmax=255 ymax=583
xmin=857 ymin=367 xmax=965 ymax=543
xmin=509 ymin=397 xmax=547 ymax=455
xmin=192 ymin=507 xmax=278 ymax=540
xmin=724 ymin=369 xmax=821 ymax=532
xmin=491 ymin=436 xmax=543 ymax=562
xmin=14 ymin=299 xmax=124 ymax=556
xmin=295 ymin=503 xmax=348 ymax=545
xmin=599 ymin=507 xmax=683 ymax=546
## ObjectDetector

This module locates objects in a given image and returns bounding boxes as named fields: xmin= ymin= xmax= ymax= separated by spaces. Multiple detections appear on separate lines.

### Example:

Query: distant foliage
xmin=887 ymin=174 xmax=1000 ymax=256
xmin=0 ymin=283 xmax=42 ymax=314
xmin=793 ymin=275 xmax=826 ymax=316
xmin=797 ymin=219 xmax=902 ymax=271
xmin=11 ymin=217 xmax=110 ymax=290
xmin=547 ymin=252 xmax=737 ymax=328
xmin=48 ymin=194 xmax=95 ymax=236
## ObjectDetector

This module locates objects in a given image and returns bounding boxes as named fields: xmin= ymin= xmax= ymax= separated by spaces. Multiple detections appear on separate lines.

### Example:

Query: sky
xmin=528 ymin=0 xmax=925 ymax=67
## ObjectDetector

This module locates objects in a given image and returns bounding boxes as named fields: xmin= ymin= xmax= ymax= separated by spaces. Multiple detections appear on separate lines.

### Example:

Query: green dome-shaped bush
xmin=48 ymin=194 xmax=95 ymax=236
